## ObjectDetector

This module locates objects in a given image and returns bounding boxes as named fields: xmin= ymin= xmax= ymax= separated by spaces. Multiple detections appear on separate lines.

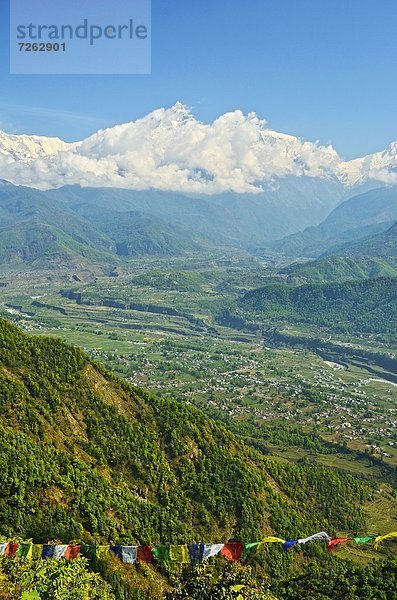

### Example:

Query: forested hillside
xmin=280 ymin=255 xmax=397 ymax=283
xmin=0 ymin=183 xmax=206 ymax=272
xmin=324 ymin=221 xmax=397 ymax=259
xmin=0 ymin=318 xmax=391 ymax=597
xmin=240 ymin=277 xmax=397 ymax=334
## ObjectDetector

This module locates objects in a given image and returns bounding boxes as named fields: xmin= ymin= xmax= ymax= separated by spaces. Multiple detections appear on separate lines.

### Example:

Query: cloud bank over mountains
xmin=0 ymin=102 xmax=396 ymax=193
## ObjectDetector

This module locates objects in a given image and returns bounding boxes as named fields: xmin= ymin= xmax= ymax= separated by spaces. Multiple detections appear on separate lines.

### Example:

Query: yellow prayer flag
xmin=260 ymin=536 xmax=285 ymax=545
xmin=32 ymin=545 xmax=43 ymax=560
xmin=169 ymin=545 xmax=189 ymax=563
xmin=374 ymin=532 xmax=397 ymax=549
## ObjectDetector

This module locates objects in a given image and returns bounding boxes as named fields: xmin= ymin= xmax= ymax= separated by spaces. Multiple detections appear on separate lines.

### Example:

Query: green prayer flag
xmin=169 ymin=545 xmax=189 ymax=563
xmin=354 ymin=536 xmax=376 ymax=545
xmin=243 ymin=542 xmax=261 ymax=559
xmin=17 ymin=542 xmax=33 ymax=559
xmin=152 ymin=545 xmax=170 ymax=562
xmin=81 ymin=544 xmax=96 ymax=559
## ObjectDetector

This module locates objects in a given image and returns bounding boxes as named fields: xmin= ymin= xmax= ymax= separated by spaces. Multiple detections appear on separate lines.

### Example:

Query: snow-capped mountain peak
xmin=339 ymin=141 xmax=397 ymax=187
xmin=0 ymin=104 xmax=396 ymax=192
xmin=0 ymin=130 xmax=74 ymax=164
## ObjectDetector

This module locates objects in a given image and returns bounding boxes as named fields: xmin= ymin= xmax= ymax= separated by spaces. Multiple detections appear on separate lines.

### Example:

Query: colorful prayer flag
xmin=243 ymin=542 xmax=261 ymax=559
xmin=374 ymin=532 xmax=397 ymax=549
xmin=110 ymin=545 xmax=122 ymax=558
xmin=17 ymin=542 xmax=33 ymax=559
xmin=298 ymin=532 xmax=331 ymax=545
xmin=282 ymin=540 xmax=299 ymax=551
xmin=32 ymin=545 xmax=43 ymax=560
xmin=80 ymin=544 xmax=96 ymax=559
xmin=261 ymin=536 xmax=285 ymax=545
xmin=0 ymin=543 xmax=8 ymax=556
xmin=42 ymin=545 xmax=55 ymax=559
xmin=53 ymin=545 xmax=68 ymax=559
xmin=221 ymin=543 xmax=244 ymax=562
xmin=65 ymin=545 xmax=81 ymax=560
xmin=203 ymin=544 xmax=224 ymax=560
xmin=5 ymin=542 xmax=19 ymax=557
xmin=152 ymin=545 xmax=170 ymax=562
xmin=169 ymin=545 xmax=189 ymax=563
xmin=121 ymin=546 xmax=138 ymax=564
xmin=327 ymin=538 xmax=349 ymax=552
xmin=137 ymin=545 xmax=152 ymax=563
xmin=353 ymin=536 xmax=376 ymax=545
xmin=188 ymin=544 xmax=205 ymax=564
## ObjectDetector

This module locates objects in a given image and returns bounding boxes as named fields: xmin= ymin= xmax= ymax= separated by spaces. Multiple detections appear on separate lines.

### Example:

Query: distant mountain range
xmin=2 ymin=105 xmax=397 ymax=273
xmin=2 ymin=104 xmax=397 ymax=262
xmin=324 ymin=221 xmax=397 ymax=258
xmin=2 ymin=180 xmax=397 ymax=273
xmin=0 ymin=178 xmax=350 ymax=273
xmin=271 ymin=186 xmax=397 ymax=258
xmin=45 ymin=179 xmax=346 ymax=245
xmin=0 ymin=181 xmax=207 ymax=272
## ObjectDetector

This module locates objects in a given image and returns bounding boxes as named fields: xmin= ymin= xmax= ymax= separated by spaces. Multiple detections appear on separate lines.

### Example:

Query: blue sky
xmin=0 ymin=0 xmax=396 ymax=158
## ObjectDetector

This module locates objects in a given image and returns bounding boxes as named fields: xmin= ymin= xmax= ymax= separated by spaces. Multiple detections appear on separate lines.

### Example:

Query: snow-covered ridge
xmin=0 ymin=102 xmax=396 ymax=192
xmin=0 ymin=131 xmax=75 ymax=164
xmin=342 ymin=141 xmax=397 ymax=187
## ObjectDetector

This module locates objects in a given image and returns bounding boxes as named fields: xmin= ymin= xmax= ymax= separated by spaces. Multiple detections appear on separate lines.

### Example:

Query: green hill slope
xmin=240 ymin=276 xmax=397 ymax=334
xmin=324 ymin=221 xmax=397 ymax=258
xmin=280 ymin=255 xmax=397 ymax=283
xmin=0 ymin=183 xmax=207 ymax=272
xmin=66 ymin=203 xmax=205 ymax=256
xmin=0 ymin=183 xmax=116 ymax=271
xmin=0 ymin=319 xmax=377 ymax=597
xmin=271 ymin=187 xmax=397 ymax=257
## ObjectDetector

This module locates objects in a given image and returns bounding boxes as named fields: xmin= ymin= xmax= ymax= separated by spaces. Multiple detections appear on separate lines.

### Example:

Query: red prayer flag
xmin=221 ymin=542 xmax=244 ymax=562
xmin=327 ymin=538 xmax=348 ymax=553
xmin=65 ymin=545 xmax=81 ymax=560
xmin=137 ymin=545 xmax=153 ymax=563
xmin=4 ymin=542 xmax=19 ymax=557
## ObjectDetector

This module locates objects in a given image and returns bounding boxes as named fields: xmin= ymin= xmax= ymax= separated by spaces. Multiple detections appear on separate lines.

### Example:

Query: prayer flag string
xmin=0 ymin=530 xmax=395 ymax=564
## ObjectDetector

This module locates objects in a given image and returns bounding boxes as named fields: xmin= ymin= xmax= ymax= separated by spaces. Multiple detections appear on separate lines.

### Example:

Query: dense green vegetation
xmin=0 ymin=557 xmax=115 ymax=599
xmin=270 ymin=557 xmax=397 ymax=599
xmin=240 ymin=276 xmax=397 ymax=334
xmin=2 ymin=318 xmax=395 ymax=597
xmin=167 ymin=559 xmax=397 ymax=599
xmin=280 ymin=256 xmax=397 ymax=283
xmin=0 ymin=317 xmax=269 ymax=545
xmin=324 ymin=221 xmax=397 ymax=259
xmin=167 ymin=562 xmax=277 ymax=599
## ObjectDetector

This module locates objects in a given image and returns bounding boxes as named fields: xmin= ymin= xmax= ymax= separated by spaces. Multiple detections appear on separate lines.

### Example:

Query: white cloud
xmin=0 ymin=102 xmax=395 ymax=192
